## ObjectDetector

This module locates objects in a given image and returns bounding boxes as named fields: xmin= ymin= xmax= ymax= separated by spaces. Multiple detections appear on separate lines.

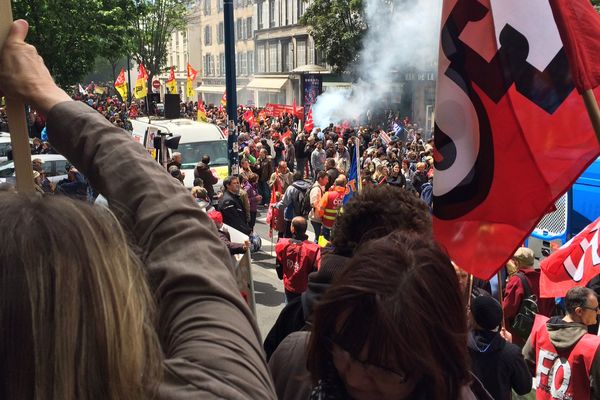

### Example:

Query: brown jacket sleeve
xmin=46 ymin=101 xmax=275 ymax=399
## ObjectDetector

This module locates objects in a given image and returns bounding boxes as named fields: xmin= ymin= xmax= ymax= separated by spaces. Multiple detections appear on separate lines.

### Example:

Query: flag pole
xmin=582 ymin=89 xmax=600 ymax=144
xmin=0 ymin=3 xmax=35 ymax=194
xmin=497 ymin=270 xmax=505 ymax=328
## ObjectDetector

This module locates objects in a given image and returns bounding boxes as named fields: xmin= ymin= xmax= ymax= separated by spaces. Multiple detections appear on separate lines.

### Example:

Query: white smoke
xmin=312 ymin=0 xmax=442 ymax=128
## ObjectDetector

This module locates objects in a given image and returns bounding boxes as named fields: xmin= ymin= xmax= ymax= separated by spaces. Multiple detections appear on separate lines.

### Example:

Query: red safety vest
xmin=530 ymin=315 xmax=600 ymax=400
xmin=275 ymin=238 xmax=321 ymax=294
xmin=321 ymin=190 xmax=344 ymax=229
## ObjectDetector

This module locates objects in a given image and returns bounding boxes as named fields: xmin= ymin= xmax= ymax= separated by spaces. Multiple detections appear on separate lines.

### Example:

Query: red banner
xmin=264 ymin=103 xmax=303 ymax=120
xmin=540 ymin=218 xmax=600 ymax=298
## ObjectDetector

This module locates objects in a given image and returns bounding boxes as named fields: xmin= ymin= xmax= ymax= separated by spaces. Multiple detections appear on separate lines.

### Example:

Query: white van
xmin=130 ymin=118 xmax=229 ymax=189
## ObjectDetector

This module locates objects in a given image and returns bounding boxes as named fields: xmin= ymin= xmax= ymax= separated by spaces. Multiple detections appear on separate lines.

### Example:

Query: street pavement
xmin=250 ymin=207 xmax=315 ymax=339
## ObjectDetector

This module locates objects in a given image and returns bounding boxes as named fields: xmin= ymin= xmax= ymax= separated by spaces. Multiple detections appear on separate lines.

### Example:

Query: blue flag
xmin=343 ymin=142 xmax=361 ymax=204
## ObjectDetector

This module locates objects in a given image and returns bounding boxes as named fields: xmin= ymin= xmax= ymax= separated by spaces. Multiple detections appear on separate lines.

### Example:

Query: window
xmin=240 ymin=52 xmax=247 ymax=75
xmin=219 ymin=53 xmax=225 ymax=76
xmin=175 ymin=33 xmax=179 ymax=47
xmin=257 ymin=1 xmax=263 ymax=29
xmin=247 ymin=51 xmax=254 ymax=75
xmin=236 ymin=19 xmax=242 ymax=41
xmin=268 ymin=42 xmax=278 ymax=72
xmin=204 ymin=26 xmax=212 ymax=45
xmin=296 ymin=40 xmax=306 ymax=67
xmin=307 ymin=38 xmax=315 ymax=65
xmin=203 ymin=54 xmax=210 ymax=76
xmin=218 ymin=22 xmax=224 ymax=43
xmin=257 ymin=45 xmax=266 ymax=73
xmin=297 ymin=0 xmax=304 ymax=18
xmin=281 ymin=42 xmax=290 ymax=72
xmin=203 ymin=0 xmax=211 ymax=15
xmin=246 ymin=17 xmax=252 ymax=39
xmin=269 ymin=0 xmax=275 ymax=27
xmin=217 ymin=0 xmax=222 ymax=12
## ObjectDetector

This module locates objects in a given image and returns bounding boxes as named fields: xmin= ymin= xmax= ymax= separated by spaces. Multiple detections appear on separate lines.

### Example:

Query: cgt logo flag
xmin=114 ymin=68 xmax=128 ymax=101
xmin=134 ymin=64 xmax=148 ymax=99
xmin=186 ymin=63 xmax=198 ymax=98
xmin=166 ymin=67 xmax=177 ymax=94
xmin=540 ymin=217 xmax=600 ymax=298
xmin=304 ymin=107 xmax=314 ymax=134
xmin=197 ymin=100 xmax=208 ymax=122
xmin=433 ymin=0 xmax=600 ymax=280
xmin=220 ymin=91 xmax=227 ymax=110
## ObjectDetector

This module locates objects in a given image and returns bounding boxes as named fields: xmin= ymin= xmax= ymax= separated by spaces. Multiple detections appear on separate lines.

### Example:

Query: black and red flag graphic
xmin=433 ymin=0 xmax=600 ymax=280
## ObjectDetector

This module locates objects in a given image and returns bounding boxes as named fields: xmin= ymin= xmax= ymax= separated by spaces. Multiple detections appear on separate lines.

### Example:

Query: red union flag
xmin=433 ymin=0 xmax=600 ymax=280
xmin=540 ymin=217 xmax=600 ymax=298
xmin=304 ymin=108 xmax=314 ymax=134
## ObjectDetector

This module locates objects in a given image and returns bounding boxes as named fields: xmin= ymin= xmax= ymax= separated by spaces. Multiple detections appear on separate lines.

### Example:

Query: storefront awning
xmin=323 ymin=81 xmax=352 ymax=88
xmin=246 ymin=78 xmax=288 ymax=92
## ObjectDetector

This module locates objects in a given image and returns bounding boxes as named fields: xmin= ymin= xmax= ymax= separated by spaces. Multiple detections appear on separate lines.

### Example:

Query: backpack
xmin=510 ymin=272 xmax=539 ymax=339
xmin=292 ymin=183 xmax=310 ymax=217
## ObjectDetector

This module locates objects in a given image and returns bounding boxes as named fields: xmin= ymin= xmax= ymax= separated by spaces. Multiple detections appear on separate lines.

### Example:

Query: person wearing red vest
xmin=275 ymin=217 xmax=321 ymax=303
xmin=317 ymin=174 xmax=347 ymax=241
xmin=523 ymin=286 xmax=600 ymax=399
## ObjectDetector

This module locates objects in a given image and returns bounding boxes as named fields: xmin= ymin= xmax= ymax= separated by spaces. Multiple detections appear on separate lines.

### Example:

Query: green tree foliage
xmin=97 ymin=0 xmax=137 ymax=82
xmin=12 ymin=0 xmax=133 ymax=87
xmin=131 ymin=0 xmax=191 ymax=82
xmin=299 ymin=0 xmax=367 ymax=73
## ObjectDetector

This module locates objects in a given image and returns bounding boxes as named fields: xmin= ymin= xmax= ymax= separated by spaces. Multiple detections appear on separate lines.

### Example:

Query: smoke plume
xmin=311 ymin=0 xmax=442 ymax=128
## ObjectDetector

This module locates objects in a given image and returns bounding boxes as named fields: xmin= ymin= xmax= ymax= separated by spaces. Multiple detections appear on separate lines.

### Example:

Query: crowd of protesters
xmin=4 ymin=18 xmax=600 ymax=398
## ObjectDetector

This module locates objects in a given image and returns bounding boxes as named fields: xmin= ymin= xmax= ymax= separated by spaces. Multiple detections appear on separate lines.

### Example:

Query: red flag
xmin=220 ymin=91 xmax=227 ymax=109
xmin=540 ymin=217 xmax=600 ymax=298
xmin=243 ymin=110 xmax=255 ymax=128
xmin=433 ymin=0 xmax=600 ymax=280
xmin=550 ymin=0 xmax=600 ymax=92
xmin=304 ymin=108 xmax=314 ymax=134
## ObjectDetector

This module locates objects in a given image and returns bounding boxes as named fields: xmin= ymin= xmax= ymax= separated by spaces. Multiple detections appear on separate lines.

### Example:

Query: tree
xmin=97 ymin=0 xmax=138 ymax=83
xmin=299 ymin=0 xmax=367 ymax=73
xmin=131 ymin=0 xmax=191 ymax=85
xmin=11 ymin=0 xmax=129 ymax=87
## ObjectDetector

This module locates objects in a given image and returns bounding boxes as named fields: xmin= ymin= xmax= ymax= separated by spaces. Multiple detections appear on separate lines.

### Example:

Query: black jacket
xmin=194 ymin=162 xmax=219 ymax=199
xmin=219 ymin=190 xmax=251 ymax=235
xmin=468 ymin=330 xmax=532 ymax=400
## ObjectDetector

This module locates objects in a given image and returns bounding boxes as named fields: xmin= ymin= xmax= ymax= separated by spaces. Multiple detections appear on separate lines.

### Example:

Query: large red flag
xmin=433 ymin=0 xmax=600 ymax=280
xmin=304 ymin=108 xmax=314 ymax=134
xmin=540 ymin=217 xmax=600 ymax=298
xmin=243 ymin=110 xmax=255 ymax=128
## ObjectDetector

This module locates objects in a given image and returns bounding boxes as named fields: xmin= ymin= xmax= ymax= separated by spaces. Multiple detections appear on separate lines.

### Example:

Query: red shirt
xmin=275 ymin=238 xmax=321 ymax=294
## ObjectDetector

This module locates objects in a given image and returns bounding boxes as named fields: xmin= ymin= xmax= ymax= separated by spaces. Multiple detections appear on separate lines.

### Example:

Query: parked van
xmin=529 ymin=157 xmax=600 ymax=259
xmin=130 ymin=118 xmax=229 ymax=190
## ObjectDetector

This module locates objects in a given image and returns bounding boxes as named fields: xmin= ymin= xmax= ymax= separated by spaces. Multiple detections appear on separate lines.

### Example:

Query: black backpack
xmin=510 ymin=272 xmax=539 ymax=339
xmin=292 ymin=183 xmax=311 ymax=217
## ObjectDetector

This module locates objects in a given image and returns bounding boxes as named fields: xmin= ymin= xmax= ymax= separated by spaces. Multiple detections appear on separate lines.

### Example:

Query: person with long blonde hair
xmin=0 ymin=19 xmax=276 ymax=400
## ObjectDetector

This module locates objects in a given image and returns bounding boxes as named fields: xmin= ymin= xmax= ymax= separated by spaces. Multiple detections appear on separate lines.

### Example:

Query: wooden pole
xmin=467 ymin=273 xmax=474 ymax=308
xmin=582 ymin=89 xmax=600 ymax=145
xmin=0 ymin=1 xmax=35 ymax=194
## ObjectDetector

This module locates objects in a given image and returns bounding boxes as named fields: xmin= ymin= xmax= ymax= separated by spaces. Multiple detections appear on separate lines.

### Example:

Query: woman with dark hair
xmin=270 ymin=231 xmax=490 ymax=400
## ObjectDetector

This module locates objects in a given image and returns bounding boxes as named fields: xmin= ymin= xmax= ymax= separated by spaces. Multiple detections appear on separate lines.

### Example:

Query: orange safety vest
xmin=321 ymin=189 xmax=344 ymax=229
xmin=530 ymin=315 xmax=600 ymax=400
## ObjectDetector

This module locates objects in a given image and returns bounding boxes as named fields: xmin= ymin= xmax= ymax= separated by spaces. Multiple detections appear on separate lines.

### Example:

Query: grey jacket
xmin=47 ymin=101 xmax=276 ymax=399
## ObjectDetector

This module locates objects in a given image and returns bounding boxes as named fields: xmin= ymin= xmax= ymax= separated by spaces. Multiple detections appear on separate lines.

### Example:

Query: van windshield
xmin=0 ymin=160 xmax=15 ymax=177
xmin=179 ymin=140 xmax=228 ymax=169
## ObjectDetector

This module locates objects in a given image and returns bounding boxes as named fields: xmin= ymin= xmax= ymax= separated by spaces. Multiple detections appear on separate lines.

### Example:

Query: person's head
xmin=307 ymin=231 xmax=469 ymax=400
xmin=325 ymin=158 xmax=336 ymax=169
xmin=452 ymin=262 xmax=469 ymax=294
xmin=293 ymin=171 xmax=304 ymax=182
xmin=33 ymin=137 xmax=41 ymax=146
xmin=332 ymin=185 xmax=432 ymax=257
xmin=240 ymin=158 xmax=250 ymax=170
xmin=512 ymin=247 xmax=534 ymax=269
xmin=290 ymin=216 xmax=308 ymax=238
xmin=316 ymin=141 xmax=323 ymax=150
xmin=32 ymin=158 xmax=43 ymax=171
xmin=317 ymin=170 xmax=329 ymax=187
xmin=172 ymin=152 xmax=182 ymax=163
xmin=201 ymin=154 xmax=210 ymax=165
xmin=168 ymin=165 xmax=184 ymax=183
xmin=259 ymin=148 xmax=268 ymax=158
xmin=248 ymin=172 xmax=259 ymax=184
xmin=469 ymin=295 xmax=503 ymax=332
xmin=191 ymin=186 xmax=208 ymax=201
xmin=416 ymin=162 xmax=426 ymax=172
xmin=565 ymin=287 xmax=600 ymax=326
xmin=277 ymin=161 xmax=288 ymax=173
xmin=334 ymin=175 xmax=347 ymax=187
xmin=0 ymin=193 xmax=161 ymax=399
xmin=223 ymin=175 xmax=240 ymax=194
xmin=32 ymin=170 xmax=41 ymax=185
